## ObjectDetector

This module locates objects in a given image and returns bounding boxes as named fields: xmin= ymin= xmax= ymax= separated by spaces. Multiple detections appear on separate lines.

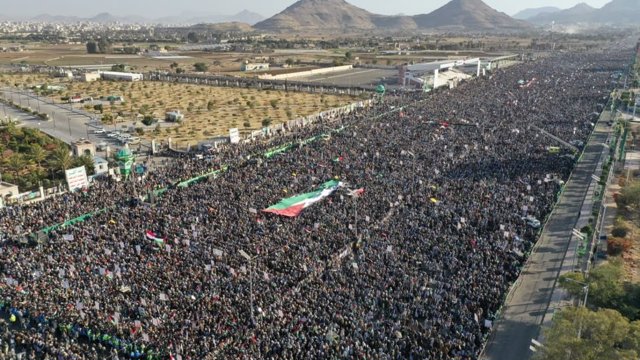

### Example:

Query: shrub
xmin=611 ymin=225 xmax=629 ymax=238
xmin=607 ymin=237 xmax=632 ymax=256
xmin=581 ymin=224 xmax=593 ymax=236
xmin=142 ymin=116 xmax=155 ymax=126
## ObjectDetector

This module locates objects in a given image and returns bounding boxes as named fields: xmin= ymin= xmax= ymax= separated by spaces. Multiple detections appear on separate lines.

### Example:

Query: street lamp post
xmin=238 ymin=249 xmax=255 ymax=327
xmin=562 ymin=276 xmax=590 ymax=350
xmin=563 ymin=277 xmax=589 ymax=307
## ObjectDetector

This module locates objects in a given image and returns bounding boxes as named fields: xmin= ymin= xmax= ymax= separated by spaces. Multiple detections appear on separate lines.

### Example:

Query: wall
xmin=258 ymin=65 xmax=354 ymax=81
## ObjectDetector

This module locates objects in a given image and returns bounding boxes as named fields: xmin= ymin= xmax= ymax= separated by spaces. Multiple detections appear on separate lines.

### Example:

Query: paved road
xmin=1 ymin=89 xmax=101 ymax=144
xmin=0 ymin=89 xmax=154 ymax=154
xmin=482 ymin=116 xmax=613 ymax=360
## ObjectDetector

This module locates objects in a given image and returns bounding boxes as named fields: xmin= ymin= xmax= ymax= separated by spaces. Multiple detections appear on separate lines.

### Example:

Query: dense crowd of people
xmin=0 ymin=49 xmax=629 ymax=359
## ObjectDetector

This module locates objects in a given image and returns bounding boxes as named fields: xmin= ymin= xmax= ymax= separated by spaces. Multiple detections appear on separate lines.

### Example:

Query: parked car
xmin=93 ymin=128 xmax=106 ymax=134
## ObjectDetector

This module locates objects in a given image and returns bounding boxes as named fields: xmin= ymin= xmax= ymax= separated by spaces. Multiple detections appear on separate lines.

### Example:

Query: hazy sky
xmin=0 ymin=0 xmax=614 ymax=18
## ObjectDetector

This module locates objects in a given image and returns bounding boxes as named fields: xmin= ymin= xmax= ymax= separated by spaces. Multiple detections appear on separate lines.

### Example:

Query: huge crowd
xmin=0 ymin=50 xmax=629 ymax=359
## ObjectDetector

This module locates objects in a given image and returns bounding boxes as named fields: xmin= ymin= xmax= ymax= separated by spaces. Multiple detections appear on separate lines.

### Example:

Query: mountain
xmin=157 ymin=10 xmax=264 ymax=25
xmin=89 ymin=12 xmax=148 ymax=24
xmin=24 ymin=10 xmax=263 ymax=25
xmin=255 ymin=0 xmax=531 ymax=33
xmin=255 ymin=0 xmax=378 ymax=32
xmin=413 ymin=0 xmax=532 ymax=31
xmin=31 ymin=14 xmax=83 ymax=23
xmin=595 ymin=0 xmax=640 ymax=24
xmin=512 ymin=6 xmax=560 ymax=20
xmin=229 ymin=10 xmax=264 ymax=25
xmin=190 ymin=22 xmax=255 ymax=32
xmin=528 ymin=3 xmax=596 ymax=24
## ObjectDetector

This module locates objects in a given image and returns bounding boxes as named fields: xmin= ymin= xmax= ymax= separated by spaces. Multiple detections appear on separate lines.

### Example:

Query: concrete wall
xmin=259 ymin=65 xmax=354 ymax=81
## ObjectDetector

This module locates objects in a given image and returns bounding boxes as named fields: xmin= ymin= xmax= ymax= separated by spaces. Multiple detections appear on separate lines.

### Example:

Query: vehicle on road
xmin=107 ymin=131 xmax=121 ymax=138
xmin=569 ymin=140 xmax=584 ymax=148
xmin=126 ymin=136 xmax=141 ymax=144
xmin=93 ymin=128 xmax=106 ymax=134
xmin=522 ymin=215 xmax=541 ymax=229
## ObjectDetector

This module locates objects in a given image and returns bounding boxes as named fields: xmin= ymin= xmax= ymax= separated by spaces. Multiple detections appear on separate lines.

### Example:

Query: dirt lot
xmin=0 ymin=73 xmax=354 ymax=141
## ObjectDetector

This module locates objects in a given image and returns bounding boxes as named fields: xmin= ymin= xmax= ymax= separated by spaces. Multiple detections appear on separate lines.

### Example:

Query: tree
xmin=49 ymin=147 xmax=73 ymax=173
xmin=559 ymin=259 xmax=639 ymax=320
xmin=101 ymin=113 xmax=114 ymax=124
xmin=111 ymin=64 xmax=126 ymax=72
xmin=5 ymin=154 xmax=26 ymax=179
xmin=170 ymin=62 xmax=179 ymax=69
xmin=187 ymin=32 xmax=199 ymax=43
xmin=86 ymin=41 xmax=98 ymax=54
xmin=535 ymin=307 xmax=640 ymax=360
xmin=617 ymin=180 xmax=640 ymax=209
xmin=176 ymin=68 xmax=185 ymax=74
xmin=193 ymin=63 xmax=208 ymax=72
xmin=345 ymin=51 xmax=353 ymax=61
xmin=153 ymin=124 xmax=161 ymax=136
xmin=261 ymin=118 xmax=272 ymax=127
xmin=94 ymin=104 xmax=104 ymax=113
xmin=29 ymin=144 xmax=47 ymax=170
xmin=142 ymin=115 xmax=155 ymax=126
xmin=73 ymin=154 xmax=95 ymax=176
xmin=207 ymin=100 xmax=215 ymax=111
xmin=588 ymin=259 xmax=627 ymax=308
xmin=285 ymin=58 xmax=295 ymax=66
xmin=97 ymin=39 xmax=112 ymax=54
xmin=270 ymin=99 xmax=279 ymax=109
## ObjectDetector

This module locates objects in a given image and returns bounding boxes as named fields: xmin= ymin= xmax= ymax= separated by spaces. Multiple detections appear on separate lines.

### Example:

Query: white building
xmin=165 ymin=110 xmax=184 ymax=122
xmin=82 ymin=72 xmax=101 ymax=82
xmin=94 ymin=156 xmax=109 ymax=176
xmin=241 ymin=63 xmax=269 ymax=72
xmin=100 ymin=71 xmax=143 ymax=82
xmin=0 ymin=181 xmax=19 ymax=207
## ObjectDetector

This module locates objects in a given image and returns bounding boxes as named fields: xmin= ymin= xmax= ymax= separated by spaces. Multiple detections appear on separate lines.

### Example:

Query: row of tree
xmin=0 ymin=124 xmax=94 ymax=191
xmin=86 ymin=39 xmax=112 ymax=54
xmin=535 ymin=139 xmax=640 ymax=359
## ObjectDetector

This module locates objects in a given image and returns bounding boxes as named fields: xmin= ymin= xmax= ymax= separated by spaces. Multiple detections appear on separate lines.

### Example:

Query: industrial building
xmin=399 ymin=58 xmax=481 ymax=90
xmin=80 ymin=71 xmax=143 ymax=82
xmin=100 ymin=71 xmax=143 ymax=82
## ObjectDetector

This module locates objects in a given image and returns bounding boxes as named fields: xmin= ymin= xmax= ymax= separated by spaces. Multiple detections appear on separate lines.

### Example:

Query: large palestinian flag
xmin=263 ymin=180 xmax=342 ymax=217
